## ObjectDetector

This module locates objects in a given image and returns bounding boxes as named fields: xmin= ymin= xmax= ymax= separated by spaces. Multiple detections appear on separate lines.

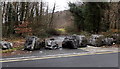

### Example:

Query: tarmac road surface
xmin=2 ymin=52 xmax=119 ymax=67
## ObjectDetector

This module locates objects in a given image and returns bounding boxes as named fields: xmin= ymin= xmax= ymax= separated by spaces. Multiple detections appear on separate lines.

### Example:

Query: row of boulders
xmin=88 ymin=34 xmax=120 ymax=47
xmin=0 ymin=34 xmax=120 ymax=50
xmin=24 ymin=36 xmax=59 ymax=50
xmin=62 ymin=34 xmax=120 ymax=49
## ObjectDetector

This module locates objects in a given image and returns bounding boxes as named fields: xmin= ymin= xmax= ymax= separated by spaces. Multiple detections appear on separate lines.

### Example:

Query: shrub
xmin=80 ymin=31 xmax=91 ymax=36
xmin=65 ymin=26 xmax=78 ymax=34
xmin=46 ymin=28 xmax=60 ymax=36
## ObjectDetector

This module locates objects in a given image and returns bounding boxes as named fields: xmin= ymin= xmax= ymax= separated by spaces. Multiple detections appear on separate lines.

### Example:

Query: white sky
xmin=43 ymin=0 xmax=82 ymax=12
xmin=1 ymin=0 xmax=82 ymax=11
xmin=1 ymin=0 xmax=119 ymax=11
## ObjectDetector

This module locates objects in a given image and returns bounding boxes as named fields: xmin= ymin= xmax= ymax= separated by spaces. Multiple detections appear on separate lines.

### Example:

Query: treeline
xmin=68 ymin=2 xmax=120 ymax=34
xmin=1 ymin=2 xmax=57 ymax=38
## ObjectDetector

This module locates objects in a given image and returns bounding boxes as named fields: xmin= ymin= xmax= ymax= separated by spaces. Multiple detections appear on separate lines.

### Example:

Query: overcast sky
xmin=43 ymin=0 xmax=82 ymax=12
xmin=1 ymin=0 xmax=117 ymax=11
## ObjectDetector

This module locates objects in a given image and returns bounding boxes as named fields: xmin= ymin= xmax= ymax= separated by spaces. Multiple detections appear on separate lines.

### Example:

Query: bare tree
xmin=49 ymin=3 xmax=56 ymax=28
xmin=0 ymin=2 xmax=2 ymax=40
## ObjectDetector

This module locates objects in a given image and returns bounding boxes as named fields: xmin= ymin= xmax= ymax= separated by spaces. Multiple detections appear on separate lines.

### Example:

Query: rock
xmin=112 ymin=34 xmax=120 ymax=44
xmin=29 ymin=51 xmax=32 ymax=53
xmin=22 ymin=49 xmax=24 ymax=51
xmin=24 ymin=36 xmax=41 ymax=51
xmin=88 ymin=34 xmax=104 ymax=47
xmin=45 ymin=38 xmax=59 ymax=50
xmin=103 ymin=38 xmax=114 ymax=46
xmin=11 ymin=52 xmax=15 ymax=54
xmin=0 ymin=41 xmax=13 ymax=50
xmin=39 ymin=51 xmax=43 ymax=53
xmin=62 ymin=35 xmax=79 ymax=49
xmin=59 ymin=47 xmax=62 ymax=50
xmin=78 ymin=35 xmax=88 ymax=47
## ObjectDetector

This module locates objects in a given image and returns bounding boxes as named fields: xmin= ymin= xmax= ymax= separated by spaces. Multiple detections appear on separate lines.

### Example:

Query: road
xmin=2 ymin=52 xmax=119 ymax=67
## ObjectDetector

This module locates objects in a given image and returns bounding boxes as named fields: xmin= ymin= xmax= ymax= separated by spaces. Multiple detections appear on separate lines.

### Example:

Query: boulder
xmin=62 ymin=35 xmax=79 ymax=49
xmin=45 ymin=38 xmax=59 ymax=50
xmin=112 ymin=34 xmax=120 ymax=44
xmin=24 ymin=36 xmax=41 ymax=50
xmin=0 ymin=41 xmax=13 ymax=50
xmin=78 ymin=35 xmax=88 ymax=47
xmin=103 ymin=38 xmax=114 ymax=46
xmin=88 ymin=34 xmax=104 ymax=47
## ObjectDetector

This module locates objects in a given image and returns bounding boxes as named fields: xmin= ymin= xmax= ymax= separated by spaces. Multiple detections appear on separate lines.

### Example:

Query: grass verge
xmin=0 ymin=46 xmax=24 ymax=53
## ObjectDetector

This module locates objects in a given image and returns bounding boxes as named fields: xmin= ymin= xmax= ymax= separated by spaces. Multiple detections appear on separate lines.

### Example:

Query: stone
xmin=0 ymin=41 xmax=13 ymax=50
xmin=45 ymin=38 xmax=59 ymax=50
xmin=88 ymin=34 xmax=104 ymax=47
xmin=24 ymin=36 xmax=41 ymax=51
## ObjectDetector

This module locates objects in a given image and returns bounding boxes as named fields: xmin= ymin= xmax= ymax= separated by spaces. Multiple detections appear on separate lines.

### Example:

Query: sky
xmin=1 ymin=0 xmax=118 ymax=11
xmin=44 ymin=0 xmax=118 ymax=12
xmin=43 ymin=0 xmax=82 ymax=12
xmin=1 ymin=0 xmax=82 ymax=11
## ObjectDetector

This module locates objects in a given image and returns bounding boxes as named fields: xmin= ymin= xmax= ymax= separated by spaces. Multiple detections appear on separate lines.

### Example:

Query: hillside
xmin=53 ymin=10 xmax=74 ymax=29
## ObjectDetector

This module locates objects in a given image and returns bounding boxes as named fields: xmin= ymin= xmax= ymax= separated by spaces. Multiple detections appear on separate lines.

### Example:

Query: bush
xmin=56 ymin=28 xmax=66 ymax=35
xmin=101 ymin=30 xmax=118 ymax=38
xmin=80 ymin=31 xmax=91 ymax=36
xmin=65 ymin=26 xmax=78 ymax=34
xmin=46 ymin=28 xmax=60 ymax=36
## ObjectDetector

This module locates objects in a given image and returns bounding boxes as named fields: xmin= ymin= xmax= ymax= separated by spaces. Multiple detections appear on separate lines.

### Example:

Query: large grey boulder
xmin=62 ymin=35 xmax=79 ymax=49
xmin=24 ymin=36 xmax=41 ymax=50
xmin=88 ymin=34 xmax=104 ymax=47
xmin=78 ymin=35 xmax=88 ymax=47
xmin=102 ymin=38 xmax=114 ymax=46
xmin=0 ymin=41 xmax=13 ymax=50
xmin=112 ymin=34 xmax=120 ymax=44
xmin=45 ymin=38 xmax=59 ymax=50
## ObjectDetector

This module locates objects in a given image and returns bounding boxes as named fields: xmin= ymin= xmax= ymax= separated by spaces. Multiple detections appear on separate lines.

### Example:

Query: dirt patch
xmin=1 ymin=38 xmax=26 ymax=57
xmin=102 ymin=44 xmax=120 ymax=48
xmin=2 ymin=50 xmax=31 ymax=57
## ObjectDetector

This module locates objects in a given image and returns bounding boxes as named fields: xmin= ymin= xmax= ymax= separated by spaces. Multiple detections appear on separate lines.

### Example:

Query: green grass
xmin=1 ymin=46 xmax=24 ymax=53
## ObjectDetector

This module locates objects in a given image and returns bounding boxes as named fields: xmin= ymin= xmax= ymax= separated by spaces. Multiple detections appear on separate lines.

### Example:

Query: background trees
xmin=0 ymin=3 xmax=2 ymax=40
xmin=1 ymin=2 xmax=120 ymax=38
xmin=2 ymin=2 xmax=57 ymax=38
xmin=68 ymin=2 xmax=120 ymax=34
